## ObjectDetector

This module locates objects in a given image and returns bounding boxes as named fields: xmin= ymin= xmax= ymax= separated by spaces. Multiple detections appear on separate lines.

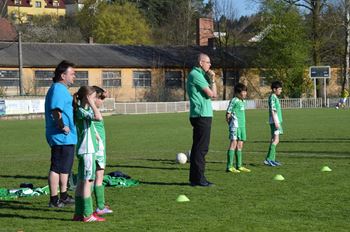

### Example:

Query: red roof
xmin=7 ymin=0 xmax=32 ymax=7
xmin=0 ymin=18 xmax=17 ymax=42
xmin=44 ymin=0 xmax=65 ymax=9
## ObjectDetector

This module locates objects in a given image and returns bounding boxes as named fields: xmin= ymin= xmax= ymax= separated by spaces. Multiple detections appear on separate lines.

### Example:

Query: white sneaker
xmin=95 ymin=206 xmax=113 ymax=215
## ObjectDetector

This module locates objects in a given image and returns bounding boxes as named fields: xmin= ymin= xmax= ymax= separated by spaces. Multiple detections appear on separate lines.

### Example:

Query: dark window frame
xmin=0 ymin=70 xmax=19 ymax=87
xmin=165 ymin=70 xmax=182 ymax=88
xmin=72 ymin=71 xmax=89 ymax=87
xmin=133 ymin=71 xmax=151 ymax=88
xmin=102 ymin=70 xmax=122 ymax=88
xmin=34 ymin=70 xmax=54 ymax=87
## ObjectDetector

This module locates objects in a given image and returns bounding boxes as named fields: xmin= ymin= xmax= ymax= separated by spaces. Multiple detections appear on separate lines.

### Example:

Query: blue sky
xmin=205 ymin=0 xmax=259 ymax=18
xmin=234 ymin=0 xmax=259 ymax=17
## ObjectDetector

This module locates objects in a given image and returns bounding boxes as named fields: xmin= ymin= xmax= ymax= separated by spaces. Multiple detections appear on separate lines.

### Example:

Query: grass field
xmin=0 ymin=108 xmax=350 ymax=232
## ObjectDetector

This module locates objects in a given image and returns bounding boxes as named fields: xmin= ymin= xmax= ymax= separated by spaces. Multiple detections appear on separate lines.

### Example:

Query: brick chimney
xmin=196 ymin=18 xmax=214 ymax=46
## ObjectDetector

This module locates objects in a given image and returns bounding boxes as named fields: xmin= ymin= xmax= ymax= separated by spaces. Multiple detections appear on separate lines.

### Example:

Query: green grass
xmin=0 ymin=108 xmax=350 ymax=231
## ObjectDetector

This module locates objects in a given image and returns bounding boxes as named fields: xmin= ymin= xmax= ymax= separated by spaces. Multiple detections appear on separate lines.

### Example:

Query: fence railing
xmin=113 ymin=98 xmax=345 ymax=114
xmin=1 ymin=97 xmax=348 ymax=116
xmin=114 ymin=101 xmax=189 ymax=114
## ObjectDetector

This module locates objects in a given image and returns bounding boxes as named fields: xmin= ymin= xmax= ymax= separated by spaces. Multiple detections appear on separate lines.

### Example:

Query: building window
xmin=35 ymin=70 xmax=54 ymax=87
xmin=0 ymin=70 xmax=19 ymax=87
xmin=35 ymin=1 xmax=41 ymax=7
xmin=73 ymin=71 xmax=89 ymax=87
xmin=14 ymin=0 xmax=21 ymax=5
xmin=53 ymin=0 xmax=59 ymax=7
xmin=133 ymin=71 xmax=151 ymax=87
xmin=102 ymin=71 xmax=121 ymax=87
xmin=165 ymin=71 xmax=182 ymax=88
xmin=225 ymin=70 xmax=240 ymax=86
xmin=259 ymin=70 xmax=269 ymax=87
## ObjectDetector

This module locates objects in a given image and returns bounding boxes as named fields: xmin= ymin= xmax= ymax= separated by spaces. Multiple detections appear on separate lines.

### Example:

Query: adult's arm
xmin=202 ymin=70 xmax=217 ymax=98
xmin=52 ymin=109 xmax=70 ymax=134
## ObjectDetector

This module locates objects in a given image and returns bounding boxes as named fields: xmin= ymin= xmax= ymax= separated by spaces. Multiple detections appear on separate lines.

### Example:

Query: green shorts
xmin=77 ymin=153 xmax=96 ymax=181
xmin=229 ymin=126 xmax=246 ymax=141
xmin=270 ymin=123 xmax=283 ymax=136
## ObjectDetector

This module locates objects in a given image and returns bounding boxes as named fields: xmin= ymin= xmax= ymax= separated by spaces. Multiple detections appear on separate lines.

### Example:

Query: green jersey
xmin=227 ymin=97 xmax=246 ymax=128
xmin=268 ymin=93 xmax=282 ymax=124
xmin=187 ymin=67 xmax=213 ymax=118
xmin=76 ymin=106 xmax=98 ymax=155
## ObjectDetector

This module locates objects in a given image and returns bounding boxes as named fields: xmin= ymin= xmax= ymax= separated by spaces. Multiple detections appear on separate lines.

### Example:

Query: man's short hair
xmin=53 ymin=60 xmax=75 ymax=83
xmin=197 ymin=53 xmax=209 ymax=64
xmin=271 ymin=81 xmax=282 ymax=90
xmin=234 ymin=83 xmax=247 ymax=94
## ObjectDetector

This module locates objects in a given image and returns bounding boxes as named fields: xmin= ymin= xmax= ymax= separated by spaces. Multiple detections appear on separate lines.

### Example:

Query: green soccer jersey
xmin=268 ymin=93 xmax=282 ymax=124
xmin=226 ymin=97 xmax=246 ymax=128
xmin=187 ymin=67 xmax=213 ymax=118
xmin=76 ymin=106 xmax=98 ymax=155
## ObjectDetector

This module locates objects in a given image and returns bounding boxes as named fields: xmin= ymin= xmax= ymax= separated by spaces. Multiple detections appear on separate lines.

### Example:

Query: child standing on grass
xmin=336 ymin=88 xmax=349 ymax=109
xmin=92 ymin=86 xmax=113 ymax=216
xmin=264 ymin=81 xmax=283 ymax=167
xmin=226 ymin=83 xmax=251 ymax=173
xmin=72 ymin=86 xmax=105 ymax=222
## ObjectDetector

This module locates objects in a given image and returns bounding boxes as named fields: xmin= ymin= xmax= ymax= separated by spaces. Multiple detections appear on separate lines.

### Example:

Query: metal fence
xmin=1 ymin=97 xmax=347 ymax=117
xmin=113 ymin=101 xmax=189 ymax=114
xmin=111 ymin=98 xmax=346 ymax=115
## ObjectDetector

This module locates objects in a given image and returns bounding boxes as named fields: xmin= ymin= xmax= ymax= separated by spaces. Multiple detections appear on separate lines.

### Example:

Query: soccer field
xmin=0 ymin=108 xmax=349 ymax=231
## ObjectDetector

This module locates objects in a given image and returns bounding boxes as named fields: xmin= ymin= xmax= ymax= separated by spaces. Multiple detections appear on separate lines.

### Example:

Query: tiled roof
xmin=7 ymin=0 xmax=65 ymax=8
xmin=0 ymin=18 xmax=17 ymax=42
xmin=7 ymin=0 xmax=32 ymax=7
xmin=44 ymin=0 xmax=65 ymax=9
xmin=0 ymin=42 xmax=255 ymax=68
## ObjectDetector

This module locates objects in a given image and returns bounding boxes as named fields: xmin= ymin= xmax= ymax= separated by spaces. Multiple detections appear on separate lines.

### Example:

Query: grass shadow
xmin=0 ymin=212 xmax=71 ymax=221
xmin=0 ymin=175 xmax=47 ymax=180
xmin=139 ymin=181 xmax=189 ymax=186
xmin=249 ymin=138 xmax=350 ymax=144
xmin=0 ymin=201 xmax=73 ymax=213
xmin=107 ymin=164 xmax=186 ymax=171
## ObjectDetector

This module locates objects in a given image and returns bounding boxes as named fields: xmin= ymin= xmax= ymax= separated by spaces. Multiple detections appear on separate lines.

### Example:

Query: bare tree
xmin=212 ymin=0 xmax=257 ymax=99
xmin=341 ymin=0 xmax=350 ymax=90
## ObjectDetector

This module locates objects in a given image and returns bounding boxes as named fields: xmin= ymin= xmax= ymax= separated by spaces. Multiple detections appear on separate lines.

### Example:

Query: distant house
xmin=4 ymin=0 xmax=65 ymax=23
xmin=0 ymin=18 xmax=17 ymax=41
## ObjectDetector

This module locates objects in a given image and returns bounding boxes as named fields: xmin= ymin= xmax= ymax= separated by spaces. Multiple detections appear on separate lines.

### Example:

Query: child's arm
xmin=87 ymin=94 xmax=102 ymax=121
xmin=226 ymin=112 xmax=232 ymax=123
xmin=271 ymin=110 xmax=279 ymax=129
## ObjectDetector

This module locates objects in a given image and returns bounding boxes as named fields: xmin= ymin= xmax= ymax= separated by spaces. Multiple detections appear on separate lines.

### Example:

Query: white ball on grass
xmin=176 ymin=153 xmax=187 ymax=164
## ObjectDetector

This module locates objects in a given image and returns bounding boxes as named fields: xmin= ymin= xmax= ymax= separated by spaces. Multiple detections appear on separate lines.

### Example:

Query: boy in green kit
xmin=226 ymin=83 xmax=251 ymax=173
xmin=264 ymin=81 xmax=283 ymax=167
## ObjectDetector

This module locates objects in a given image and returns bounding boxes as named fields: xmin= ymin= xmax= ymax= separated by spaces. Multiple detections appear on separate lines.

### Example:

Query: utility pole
xmin=18 ymin=31 xmax=24 ymax=96
xmin=344 ymin=0 xmax=350 ymax=90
